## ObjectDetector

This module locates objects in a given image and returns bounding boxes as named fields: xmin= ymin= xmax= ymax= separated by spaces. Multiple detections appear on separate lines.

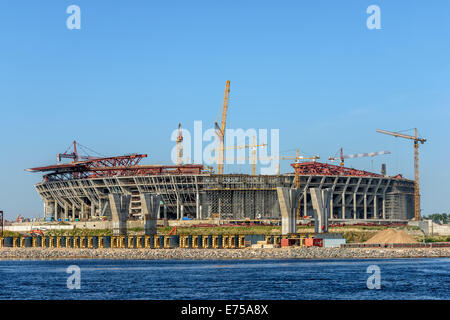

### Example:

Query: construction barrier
xmin=202 ymin=235 xmax=213 ymax=249
xmin=119 ymin=236 xmax=126 ymax=248
xmin=273 ymin=235 xmax=281 ymax=246
xmin=192 ymin=235 xmax=202 ymax=248
xmin=238 ymin=235 xmax=246 ymax=248
xmin=212 ymin=236 xmax=219 ymax=249
xmin=56 ymin=236 xmax=62 ymax=248
xmin=154 ymin=235 xmax=164 ymax=249
xmin=87 ymin=236 xmax=94 ymax=249
xmin=164 ymin=235 xmax=179 ymax=249
xmin=180 ymin=235 xmax=189 ymax=248
xmin=65 ymin=236 xmax=72 ymax=248
xmin=127 ymin=236 xmax=135 ymax=249
xmin=20 ymin=237 xmax=26 ymax=248
xmin=265 ymin=235 xmax=274 ymax=245
xmin=143 ymin=236 xmax=153 ymax=248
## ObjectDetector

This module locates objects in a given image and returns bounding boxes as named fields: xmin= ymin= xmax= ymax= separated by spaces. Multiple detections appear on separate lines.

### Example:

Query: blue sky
xmin=0 ymin=1 xmax=449 ymax=219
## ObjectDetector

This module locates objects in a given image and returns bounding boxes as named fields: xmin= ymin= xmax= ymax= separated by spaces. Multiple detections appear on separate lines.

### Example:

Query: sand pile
xmin=365 ymin=229 xmax=418 ymax=244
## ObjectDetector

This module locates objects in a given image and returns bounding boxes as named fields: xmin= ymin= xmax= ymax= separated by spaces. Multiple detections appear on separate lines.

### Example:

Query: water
xmin=0 ymin=258 xmax=448 ymax=300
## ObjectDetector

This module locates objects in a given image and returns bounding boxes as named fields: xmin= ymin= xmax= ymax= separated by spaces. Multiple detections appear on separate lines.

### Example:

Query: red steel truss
xmin=27 ymin=154 xmax=205 ymax=181
xmin=291 ymin=161 xmax=383 ymax=177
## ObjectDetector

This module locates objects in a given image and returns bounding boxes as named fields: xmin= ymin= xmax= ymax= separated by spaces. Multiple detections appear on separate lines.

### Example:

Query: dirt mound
xmin=365 ymin=229 xmax=418 ymax=244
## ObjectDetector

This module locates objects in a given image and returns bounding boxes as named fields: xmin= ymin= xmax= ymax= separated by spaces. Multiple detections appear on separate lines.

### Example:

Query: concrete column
xmin=196 ymin=192 xmax=200 ymax=219
xmin=310 ymin=188 xmax=331 ymax=233
xmin=54 ymin=202 xmax=58 ymax=221
xmin=141 ymin=193 xmax=161 ymax=236
xmin=109 ymin=194 xmax=131 ymax=236
xmin=374 ymin=196 xmax=377 ymax=219
xmin=364 ymin=194 xmax=367 ymax=220
xmin=341 ymin=192 xmax=346 ymax=219
xmin=180 ymin=205 xmax=184 ymax=220
xmin=72 ymin=204 xmax=76 ymax=221
xmin=91 ymin=204 xmax=95 ymax=219
xmin=382 ymin=196 xmax=386 ymax=219
xmin=353 ymin=193 xmax=357 ymax=220
xmin=81 ymin=203 xmax=85 ymax=220
xmin=303 ymin=190 xmax=307 ymax=217
xmin=176 ymin=198 xmax=180 ymax=220
xmin=163 ymin=205 xmax=167 ymax=219
xmin=64 ymin=202 xmax=69 ymax=221
xmin=277 ymin=187 xmax=300 ymax=235
xmin=199 ymin=205 xmax=203 ymax=220
xmin=329 ymin=193 xmax=333 ymax=219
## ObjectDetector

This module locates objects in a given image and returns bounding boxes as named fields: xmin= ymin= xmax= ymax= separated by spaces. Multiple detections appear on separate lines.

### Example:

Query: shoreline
xmin=1 ymin=247 xmax=449 ymax=260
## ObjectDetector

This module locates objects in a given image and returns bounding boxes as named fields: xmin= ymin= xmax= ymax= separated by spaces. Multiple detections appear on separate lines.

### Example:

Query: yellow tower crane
xmin=176 ymin=123 xmax=183 ymax=166
xmin=218 ymin=136 xmax=267 ymax=175
xmin=376 ymin=128 xmax=426 ymax=221
xmin=214 ymin=80 xmax=230 ymax=175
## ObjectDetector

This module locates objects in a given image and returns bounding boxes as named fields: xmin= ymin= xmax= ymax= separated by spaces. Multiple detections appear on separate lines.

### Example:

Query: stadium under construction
xmin=27 ymin=81 xmax=422 ymax=224
xmin=27 ymin=151 xmax=415 ymax=222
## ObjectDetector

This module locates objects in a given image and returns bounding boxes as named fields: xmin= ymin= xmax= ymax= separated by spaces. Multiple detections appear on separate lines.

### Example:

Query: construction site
xmin=26 ymin=81 xmax=425 ymax=225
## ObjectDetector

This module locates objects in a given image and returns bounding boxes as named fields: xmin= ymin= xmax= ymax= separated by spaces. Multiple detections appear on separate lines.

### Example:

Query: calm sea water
xmin=0 ymin=258 xmax=448 ymax=300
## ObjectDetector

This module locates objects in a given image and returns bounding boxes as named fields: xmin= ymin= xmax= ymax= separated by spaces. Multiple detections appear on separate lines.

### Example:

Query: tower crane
xmin=218 ymin=136 xmax=267 ymax=175
xmin=329 ymin=148 xmax=391 ymax=167
xmin=57 ymin=141 xmax=99 ymax=163
xmin=214 ymin=80 xmax=230 ymax=175
xmin=376 ymin=128 xmax=426 ymax=221
xmin=176 ymin=123 xmax=183 ymax=165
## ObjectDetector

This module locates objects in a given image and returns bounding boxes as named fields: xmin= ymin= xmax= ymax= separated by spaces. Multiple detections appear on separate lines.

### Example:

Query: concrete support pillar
xmin=353 ymin=193 xmax=357 ymax=220
xmin=163 ymin=205 xmax=167 ymax=219
xmin=176 ymin=198 xmax=180 ymax=220
xmin=72 ymin=204 xmax=76 ymax=221
xmin=329 ymin=193 xmax=333 ymax=219
xmin=141 ymin=193 xmax=161 ymax=236
xmin=364 ymin=194 xmax=367 ymax=220
xmin=54 ymin=202 xmax=59 ymax=221
xmin=303 ymin=190 xmax=307 ymax=217
xmin=90 ymin=204 xmax=95 ymax=219
xmin=196 ymin=192 xmax=200 ymax=219
xmin=98 ymin=200 xmax=103 ymax=218
xmin=341 ymin=192 xmax=346 ymax=219
xmin=180 ymin=205 xmax=184 ymax=220
xmin=374 ymin=196 xmax=377 ymax=219
xmin=382 ymin=196 xmax=386 ymax=219
xmin=277 ymin=187 xmax=301 ymax=235
xmin=199 ymin=205 xmax=203 ymax=220
xmin=81 ymin=203 xmax=85 ymax=220
xmin=310 ymin=188 xmax=331 ymax=234
xmin=64 ymin=202 xmax=69 ymax=221
xmin=330 ymin=193 xmax=334 ymax=219
xmin=109 ymin=194 xmax=131 ymax=236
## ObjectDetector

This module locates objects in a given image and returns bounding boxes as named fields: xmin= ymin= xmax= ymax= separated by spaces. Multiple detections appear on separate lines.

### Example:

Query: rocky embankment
xmin=0 ymin=247 xmax=449 ymax=260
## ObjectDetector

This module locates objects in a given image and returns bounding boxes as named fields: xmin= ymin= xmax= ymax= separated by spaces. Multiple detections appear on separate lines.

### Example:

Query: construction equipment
xmin=219 ymin=136 xmax=267 ymax=175
xmin=329 ymin=148 xmax=391 ymax=167
xmin=214 ymin=80 xmax=231 ymax=175
xmin=278 ymin=149 xmax=320 ymax=175
xmin=176 ymin=123 xmax=183 ymax=165
xmin=57 ymin=140 xmax=101 ymax=163
xmin=376 ymin=128 xmax=426 ymax=221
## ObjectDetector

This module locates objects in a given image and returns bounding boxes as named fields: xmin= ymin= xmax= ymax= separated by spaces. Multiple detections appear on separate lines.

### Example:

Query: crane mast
xmin=376 ymin=128 xmax=426 ymax=221
xmin=176 ymin=123 xmax=183 ymax=166
xmin=214 ymin=80 xmax=230 ymax=175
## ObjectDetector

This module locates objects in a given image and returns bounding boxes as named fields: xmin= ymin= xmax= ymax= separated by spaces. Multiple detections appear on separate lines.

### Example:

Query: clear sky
xmin=0 ymin=0 xmax=449 ymax=219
